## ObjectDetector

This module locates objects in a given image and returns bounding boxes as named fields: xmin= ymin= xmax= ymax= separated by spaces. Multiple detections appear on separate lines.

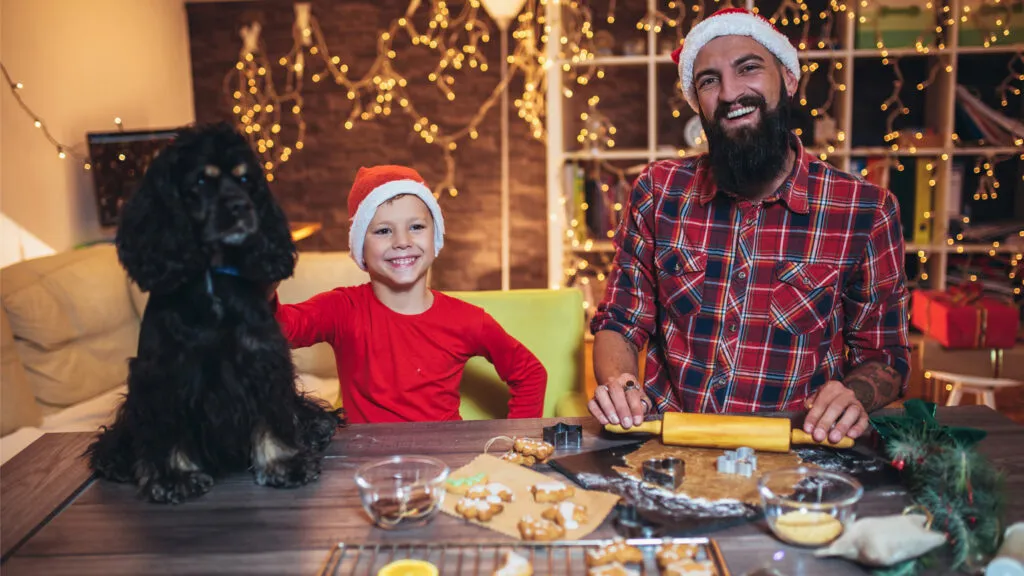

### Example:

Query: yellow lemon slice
xmin=377 ymin=559 xmax=439 ymax=576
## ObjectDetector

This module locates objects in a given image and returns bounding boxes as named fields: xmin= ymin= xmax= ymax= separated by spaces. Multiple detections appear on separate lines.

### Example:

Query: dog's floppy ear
xmin=115 ymin=139 xmax=206 ymax=293
xmin=233 ymin=160 xmax=297 ymax=284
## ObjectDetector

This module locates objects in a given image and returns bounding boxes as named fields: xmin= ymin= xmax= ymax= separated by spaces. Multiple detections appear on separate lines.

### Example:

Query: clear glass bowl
xmin=354 ymin=455 xmax=450 ymax=530
xmin=757 ymin=466 xmax=863 ymax=548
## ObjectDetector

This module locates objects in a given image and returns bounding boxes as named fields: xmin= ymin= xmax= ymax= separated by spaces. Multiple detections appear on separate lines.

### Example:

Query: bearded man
xmin=588 ymin=8 xmax=911 ymax=445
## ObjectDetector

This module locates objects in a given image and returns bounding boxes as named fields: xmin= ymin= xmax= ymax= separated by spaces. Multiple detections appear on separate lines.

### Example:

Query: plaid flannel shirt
xmin=591 ymin=138 xmax=911 ymax=414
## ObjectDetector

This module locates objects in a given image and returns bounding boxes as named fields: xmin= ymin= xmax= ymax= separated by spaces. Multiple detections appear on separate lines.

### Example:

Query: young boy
xmin=270 ymin=165 xmax=548 ymax=424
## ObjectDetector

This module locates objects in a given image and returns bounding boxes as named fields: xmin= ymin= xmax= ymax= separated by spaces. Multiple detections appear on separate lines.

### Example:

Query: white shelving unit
xmin=544 ymin=0 xmax=1024 ymax=293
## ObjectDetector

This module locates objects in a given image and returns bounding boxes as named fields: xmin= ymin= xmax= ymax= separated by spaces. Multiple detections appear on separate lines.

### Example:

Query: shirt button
xmin=728 ymin=323 xmax=738 ymax=333
xmin=674 ymin=263 xmax=682 ymax=273
xmin=737 ymin=270 xmax=747 ymax=280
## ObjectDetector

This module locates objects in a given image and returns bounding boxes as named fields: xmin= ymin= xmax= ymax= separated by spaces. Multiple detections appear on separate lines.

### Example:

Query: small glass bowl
xmin=757 ymin=466 xmax=863 ymax=548
xmin=354 ymin=455 xmax=449 ymax=530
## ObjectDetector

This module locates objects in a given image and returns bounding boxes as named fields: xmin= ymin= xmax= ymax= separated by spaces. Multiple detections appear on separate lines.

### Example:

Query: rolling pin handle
xmin=790 ymin=428 xmax=855 ymax=449
xmin=604 ymin=420 xmax=663 ymax=435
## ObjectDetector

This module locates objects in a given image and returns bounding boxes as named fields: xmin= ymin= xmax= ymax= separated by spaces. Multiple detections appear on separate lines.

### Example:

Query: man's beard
xmin=701 ymin=84 xmax=792 ymax=198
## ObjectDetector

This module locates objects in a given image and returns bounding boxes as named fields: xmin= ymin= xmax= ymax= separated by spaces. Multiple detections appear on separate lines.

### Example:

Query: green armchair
xmin=447 ymin=289 xmax=589 ymax=420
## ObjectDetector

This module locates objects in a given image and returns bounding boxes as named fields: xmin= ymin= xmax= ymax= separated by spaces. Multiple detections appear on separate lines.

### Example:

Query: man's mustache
xmin=714 ymin=94 xmax=768 ymax=123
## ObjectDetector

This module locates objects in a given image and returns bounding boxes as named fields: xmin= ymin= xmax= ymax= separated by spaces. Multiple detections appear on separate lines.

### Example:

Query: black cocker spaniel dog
xmin=87 ymin=123 xmax=342 ymax=503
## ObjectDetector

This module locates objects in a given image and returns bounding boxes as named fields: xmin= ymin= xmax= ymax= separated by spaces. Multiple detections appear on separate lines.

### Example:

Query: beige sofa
xmin=0 ymin=244 xmax=369 ymax=464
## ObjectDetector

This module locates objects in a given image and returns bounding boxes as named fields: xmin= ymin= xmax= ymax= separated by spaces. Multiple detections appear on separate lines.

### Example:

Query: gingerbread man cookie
xmin=492 ymin=550 xmax=533 ymax=576
xmin=585 ymin=538 xmax=644 ymax=567
xmin=517 ymin=514 xmax=565 ymax=541
xmin=513 ymin=437 xmax=555 ymax=462
xmin=541 ymin=501 xmax=588 ymax=531
xmin=501 ymin=450 xmax=537 ymax=467
xmin=656 ymin=542 xmax=700 ymax=568
xmin=455 ymin=496 xmax=504 ymax=522
xmin=586 ymin=562 xmax=640 ymax=576
xmin=530 ymin=481 xmax=575 ymax=503
xmin=662 ymin=559 xmax=717 ymax=576
xmin=445 ymin=472 xmax=488 ymax=495
xmin=466 ymin=482 xmax=515 ymax=503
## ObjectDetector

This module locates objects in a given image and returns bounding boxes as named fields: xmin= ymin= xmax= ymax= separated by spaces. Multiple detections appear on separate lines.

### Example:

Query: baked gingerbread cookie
xmin=541 ymin=501 xmax=588 ymax=531
xmin=517 ymin=514 xmax=565 ymax=541
xmin=585 ymin=538 xmax=644 ymax=567
xmin=662 ymin=559 xmax=717 ymax=576
xmin=466 ymin=482 xmax=515 ymax=503
xmin=455 ymin=496 xmax=504 ymax=522
xmin=530 ymin=481 xmax=575 ymax=503
xmin=586 ymin=562 xmax=640 ymax=576
xmin=492 ymin=550 xmax=533 ymax=576
xmin=445 ymin=472 xmax=489 ymax=495
xmin=513 ymin=437 xmax=555 ymax=462
xmin=656 ymin=542 xmax=700 ymax=568
xmin=501 ymin=450 xmax=537 ymax=467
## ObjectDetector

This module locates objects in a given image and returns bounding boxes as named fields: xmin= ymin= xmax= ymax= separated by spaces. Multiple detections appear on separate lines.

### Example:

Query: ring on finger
xmin=624 ymin=380 xmax=640 ymax=392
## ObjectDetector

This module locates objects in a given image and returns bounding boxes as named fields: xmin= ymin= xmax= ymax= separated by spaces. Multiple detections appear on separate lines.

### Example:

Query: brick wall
xmin=186 ymin=1 xmax=551 ymax=290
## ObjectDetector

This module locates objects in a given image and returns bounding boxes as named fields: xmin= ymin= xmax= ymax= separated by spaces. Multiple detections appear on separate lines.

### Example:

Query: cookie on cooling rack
xmin=656 ymin=541 xmax=700 ymax=568
xmin=586 ymin=561 xmax=640 ymax=576
xmin=492 ymin=550 xmax=533 ymax=576
xmin=585 ymin=538 xmax=644 ymax=567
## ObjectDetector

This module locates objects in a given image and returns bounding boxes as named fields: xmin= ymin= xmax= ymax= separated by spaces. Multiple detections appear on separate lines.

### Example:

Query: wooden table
xmin=2 ymin=407 xmax=1022 ymax=575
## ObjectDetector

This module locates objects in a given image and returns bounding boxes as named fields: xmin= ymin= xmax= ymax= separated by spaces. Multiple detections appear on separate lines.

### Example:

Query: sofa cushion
xmin=1 ymin=307 xmax=43 ymax=435
xmin=278 ymin=252 xmax=369 ymax=379
xmin=1 ymin=244 xmax=139 ymax=407
xmin=447 ymin=289 xmax=585 ymax=420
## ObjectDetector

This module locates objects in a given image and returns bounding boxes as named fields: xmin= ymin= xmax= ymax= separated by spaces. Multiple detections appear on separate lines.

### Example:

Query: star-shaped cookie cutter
xmin=642 ymin=457 xmax=685 ymax=491
xmin=542 ymin=422 xmax=583 ymax=450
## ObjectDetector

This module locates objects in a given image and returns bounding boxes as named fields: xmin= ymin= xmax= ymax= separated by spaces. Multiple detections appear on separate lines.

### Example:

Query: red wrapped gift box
xmin=911 ymin=286 xmax=1020 ymax=349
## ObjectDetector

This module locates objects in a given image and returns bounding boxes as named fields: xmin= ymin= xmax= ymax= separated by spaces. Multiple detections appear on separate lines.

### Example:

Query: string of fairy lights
xmin=3 ymin=2 xmax=1021 ymax=297
xmin=226 ymin=0 xmax=613 ymax=195
xmin=0 ymin=62 xmax=125 ymax=171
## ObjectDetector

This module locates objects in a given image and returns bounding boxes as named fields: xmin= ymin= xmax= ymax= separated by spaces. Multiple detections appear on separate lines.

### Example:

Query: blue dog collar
xmin=211 ymin=266 xmax=242 ymax=277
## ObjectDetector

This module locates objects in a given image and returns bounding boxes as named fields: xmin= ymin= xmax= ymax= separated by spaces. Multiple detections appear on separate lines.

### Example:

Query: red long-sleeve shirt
xmin=274 ymin=283 xmax=547 ymax=423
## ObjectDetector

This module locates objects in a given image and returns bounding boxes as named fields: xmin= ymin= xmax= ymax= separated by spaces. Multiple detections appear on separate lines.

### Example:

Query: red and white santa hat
xmin=672 ymin=8 xmax=801 ymax=112
xmin=347 ymin=165 xmax=445 ymax=270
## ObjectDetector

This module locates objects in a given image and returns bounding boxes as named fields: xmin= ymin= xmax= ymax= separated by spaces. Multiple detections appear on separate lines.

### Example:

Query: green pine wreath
xmin=869 ymin=399 xmax=1006 ymax=574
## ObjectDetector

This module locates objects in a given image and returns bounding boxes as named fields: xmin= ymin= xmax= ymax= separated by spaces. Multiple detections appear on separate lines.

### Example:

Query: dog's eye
xmin=197 ymin=177 xmax=207 ymax=186
xmin=238 ymin=174 xmax=249 ymax=184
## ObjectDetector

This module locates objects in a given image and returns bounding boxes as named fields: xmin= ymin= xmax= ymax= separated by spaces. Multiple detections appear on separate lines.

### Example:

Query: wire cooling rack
xmin=318 ymin=537 xmax=731 ymax=575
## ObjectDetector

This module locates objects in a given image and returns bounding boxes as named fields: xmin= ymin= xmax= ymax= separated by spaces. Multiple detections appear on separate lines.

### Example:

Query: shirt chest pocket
xmin=655 ymin=247 xmax=708 ymax=317
xmin=769 ymin=261 xmax=840 ymax=334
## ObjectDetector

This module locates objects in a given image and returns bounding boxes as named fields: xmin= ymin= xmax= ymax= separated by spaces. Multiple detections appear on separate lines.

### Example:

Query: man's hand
xmin=588 ymin=373 xmax=648 ymax=429
xmin=803 ymin=380 xmax=869 ymax=444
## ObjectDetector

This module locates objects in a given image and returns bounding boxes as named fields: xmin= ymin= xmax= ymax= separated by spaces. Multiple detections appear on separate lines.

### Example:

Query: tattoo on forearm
xmin=844 ymin=362 xmax=901 ymax=412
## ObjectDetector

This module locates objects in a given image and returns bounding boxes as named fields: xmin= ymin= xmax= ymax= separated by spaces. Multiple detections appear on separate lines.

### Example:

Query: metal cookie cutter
xmin=717 ymin=447 xmax=758 ymax=478
xmin=543 ymin=422 xmax=583 ymax=450
xmin=642 ymin=457 xmax=685 ymax=490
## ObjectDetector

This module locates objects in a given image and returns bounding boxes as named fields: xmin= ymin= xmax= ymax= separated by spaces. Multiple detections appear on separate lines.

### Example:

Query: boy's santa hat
xmin=672 ymin=8 xmax=801 ymax=112
xmin=347 ymin=165 xmax=445 ymax=270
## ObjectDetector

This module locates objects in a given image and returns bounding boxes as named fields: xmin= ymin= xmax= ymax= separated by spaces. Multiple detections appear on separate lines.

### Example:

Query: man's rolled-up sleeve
xmin=590 ymin=165 xmax=659 ymax=350
xmin=842 ymin=191 xmax=912 ymax=392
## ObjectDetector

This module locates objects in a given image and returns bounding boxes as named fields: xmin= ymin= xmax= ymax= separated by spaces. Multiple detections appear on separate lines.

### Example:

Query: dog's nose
xmin=225 ymin=195 xmax=251 ymax=217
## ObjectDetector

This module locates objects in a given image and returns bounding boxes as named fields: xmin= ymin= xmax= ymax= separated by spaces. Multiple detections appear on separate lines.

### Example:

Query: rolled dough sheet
xmin=612 ymin=439 xmax=803 ymax=505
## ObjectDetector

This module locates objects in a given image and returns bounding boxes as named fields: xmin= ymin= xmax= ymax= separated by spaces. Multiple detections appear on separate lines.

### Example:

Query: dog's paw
xmin=253 ymin=454 xmax=321 ymax=488
xmin=139 ymin=469 xmax=215 ymax=504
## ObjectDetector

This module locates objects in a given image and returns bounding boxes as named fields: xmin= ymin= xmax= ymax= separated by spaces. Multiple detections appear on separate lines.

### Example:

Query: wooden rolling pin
xmin=604 ymin=412 xmax=854 ymax=453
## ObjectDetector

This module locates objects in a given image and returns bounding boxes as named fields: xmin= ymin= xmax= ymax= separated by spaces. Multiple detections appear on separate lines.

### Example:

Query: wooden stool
xmin=928 ymin=370 xmax=1024 ymax=410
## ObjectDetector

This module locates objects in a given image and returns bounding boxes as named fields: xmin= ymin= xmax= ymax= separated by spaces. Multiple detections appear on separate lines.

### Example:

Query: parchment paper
xmin=440 ymin=454 xmax=621 ymax=540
